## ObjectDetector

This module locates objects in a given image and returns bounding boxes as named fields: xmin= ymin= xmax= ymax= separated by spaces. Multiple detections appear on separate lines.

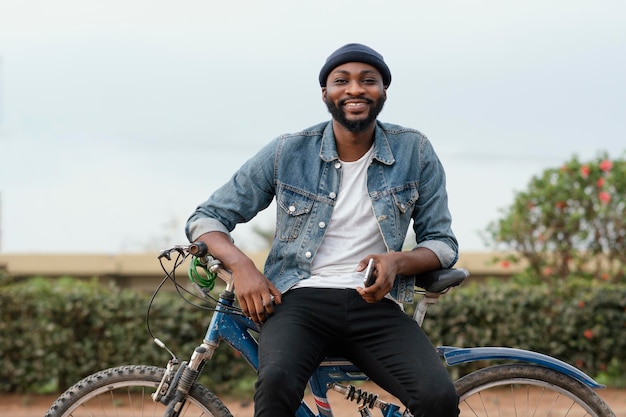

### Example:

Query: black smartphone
xmin=363 ymin=258 xmax=376 ymax=287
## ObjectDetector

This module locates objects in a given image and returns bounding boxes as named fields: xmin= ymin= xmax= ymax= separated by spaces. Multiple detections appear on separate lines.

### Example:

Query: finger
xmin=360 ymin=292 xmax=378 ymax=303
xmin=268 ymin=284 xmax=282 ymax=305
xmin=355 ymin=259 xmax=369 ymax=272
xmin=238 ymin=297 xmax=250 ymax=318
xmin=357 ymin=285 xmax=383 ymax=303
xmin=253 ymin=298 xmax=268 ymax=323
xmin=241 ymin=296 xmax=261 ymax=323
xmin=356 ymin=285 xmax=374 ymax=296
xmin=261 ymin=294 xmax=275 ymax=315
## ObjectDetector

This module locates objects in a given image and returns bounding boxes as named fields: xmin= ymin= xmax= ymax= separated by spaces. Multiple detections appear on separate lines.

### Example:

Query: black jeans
xmin=253 ymin=288 xmax=459 ymax=417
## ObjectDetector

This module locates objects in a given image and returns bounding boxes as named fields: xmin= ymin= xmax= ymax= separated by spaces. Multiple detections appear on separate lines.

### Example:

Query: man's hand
xmin=355 ymin=255 xmax=396 ymax=302
xmin=231 ymin=262 xmax=282 ymax=324
xmin=355 ymin=248 xmax=442 ymax=303
xmin=193 ymin=231 xmax=282 ymax=324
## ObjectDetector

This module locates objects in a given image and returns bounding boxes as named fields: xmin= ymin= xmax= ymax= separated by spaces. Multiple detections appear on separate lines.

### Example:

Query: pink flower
xmin=596 ymin=177 xmax=605 ymax=188
xmin=500 ymin=260 xmax=510 ymax=269
xmin=580 ymin=165 xmax=590 ymax=178
xmin=599 ymin=159 xmax=613 ymax=172
xmin=599 ymin=191 xmax=611 ymax=204
xmin=583 ymin=329 xmax=594 ymax=340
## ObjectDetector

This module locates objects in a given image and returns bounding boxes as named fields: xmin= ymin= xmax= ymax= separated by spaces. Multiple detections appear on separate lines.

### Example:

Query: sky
xmin=0 ymin=0 xmax=625 ymax=254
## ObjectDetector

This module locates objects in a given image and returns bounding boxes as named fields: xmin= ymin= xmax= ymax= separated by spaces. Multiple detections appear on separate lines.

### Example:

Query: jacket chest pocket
xmin=277 ymin=186 xmax=315 ymax=241
xmin=390 ymin=183 xmax=419 ymax=214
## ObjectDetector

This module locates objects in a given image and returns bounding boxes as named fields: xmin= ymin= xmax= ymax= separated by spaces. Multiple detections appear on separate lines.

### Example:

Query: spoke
xmin=461 ymin=390 xmax=479 ymax=416
xmin=510 ymin=384 xmax=517 ymax=417
xmin=530 ymin=386 xmax=544 ymax=417
xmin=547 ymin=391 xmax=560 ymax=416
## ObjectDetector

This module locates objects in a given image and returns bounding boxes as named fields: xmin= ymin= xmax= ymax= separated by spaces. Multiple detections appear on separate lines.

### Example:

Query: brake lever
xmin=158 ymin=249 xmax=173 ymax=261
xmin=158 ymin=245 xmax=189 ymax=261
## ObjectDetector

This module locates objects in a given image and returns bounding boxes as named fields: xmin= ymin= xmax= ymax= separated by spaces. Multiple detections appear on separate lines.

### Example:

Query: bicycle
xmin=45 ymin=243 xmax=616 ymax=417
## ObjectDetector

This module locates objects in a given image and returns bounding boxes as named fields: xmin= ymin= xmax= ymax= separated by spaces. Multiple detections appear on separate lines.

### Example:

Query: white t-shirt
xmin=292 ymin=146 xmax=386 ymax=290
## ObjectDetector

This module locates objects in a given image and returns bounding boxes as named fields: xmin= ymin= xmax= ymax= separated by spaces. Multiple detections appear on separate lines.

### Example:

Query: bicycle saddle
xmin=412 ymin=268 xmax=469 ymax=293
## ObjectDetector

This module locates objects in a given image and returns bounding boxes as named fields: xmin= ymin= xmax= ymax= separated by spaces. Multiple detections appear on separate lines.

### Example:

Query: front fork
xmin=152 ymin=341 xmax=219 ymax=416
xmin=151 ymin=290 xmax=237 ymax=416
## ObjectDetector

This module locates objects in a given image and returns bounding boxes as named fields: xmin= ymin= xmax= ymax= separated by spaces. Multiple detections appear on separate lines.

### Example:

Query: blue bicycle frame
xmin=200 ymin=288 xmax=604 ymax=417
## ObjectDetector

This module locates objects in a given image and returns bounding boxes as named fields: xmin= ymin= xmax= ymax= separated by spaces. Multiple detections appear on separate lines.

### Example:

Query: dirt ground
xmin=0 ymin=384 xmax=626 ymax=417
xmin=2 ymin=386 xmax=625 ymax=416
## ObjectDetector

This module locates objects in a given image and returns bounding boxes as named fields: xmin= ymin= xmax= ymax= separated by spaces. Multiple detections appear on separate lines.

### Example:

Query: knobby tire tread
xmin=454 ymin=363 xmax=615 ymax=417
xmin=44 ymin=364 xmax=233 ymax=417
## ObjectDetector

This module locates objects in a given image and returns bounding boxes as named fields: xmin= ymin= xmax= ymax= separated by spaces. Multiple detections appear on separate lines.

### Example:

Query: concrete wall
xmin=0 ymin=251 xmax=518 ymax=291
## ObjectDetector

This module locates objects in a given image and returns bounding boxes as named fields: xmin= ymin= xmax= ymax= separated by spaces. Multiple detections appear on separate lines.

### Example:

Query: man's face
xmin=322 ymin=62 xmax=387 ymax=133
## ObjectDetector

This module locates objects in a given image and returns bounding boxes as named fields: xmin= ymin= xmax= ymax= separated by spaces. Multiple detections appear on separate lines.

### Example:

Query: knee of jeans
xmin=256 ymin=366 xmax=300 ymax=392
xmin=408 ymin=382 xmax=459 ymax=417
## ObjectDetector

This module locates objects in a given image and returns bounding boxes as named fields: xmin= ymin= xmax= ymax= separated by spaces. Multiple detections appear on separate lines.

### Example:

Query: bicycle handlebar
xmin=189 ymin=241 xmax=209 ymax=257
xmin=188 ymin=242 xmax=235 ymax=289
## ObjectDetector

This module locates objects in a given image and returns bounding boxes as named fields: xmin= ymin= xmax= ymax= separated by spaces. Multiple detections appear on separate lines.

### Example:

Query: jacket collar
xmin=319 ymin=121 xmax=395 ymax=165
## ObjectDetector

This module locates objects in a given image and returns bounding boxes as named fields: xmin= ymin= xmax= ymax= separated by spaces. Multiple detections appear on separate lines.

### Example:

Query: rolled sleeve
xmin=185 ymin=216 xmax=232 ymax=242
xmin=416 ymin=240 xmax=458 ymax=269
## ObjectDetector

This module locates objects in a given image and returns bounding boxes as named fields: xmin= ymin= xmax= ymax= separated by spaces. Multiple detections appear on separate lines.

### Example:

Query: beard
xmin=324 ymin=95 xmax=386 ymax=133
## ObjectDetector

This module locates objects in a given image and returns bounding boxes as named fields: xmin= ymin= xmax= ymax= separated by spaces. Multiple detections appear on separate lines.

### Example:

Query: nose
xmin=345 ymin=80 xmax=365 ymax=96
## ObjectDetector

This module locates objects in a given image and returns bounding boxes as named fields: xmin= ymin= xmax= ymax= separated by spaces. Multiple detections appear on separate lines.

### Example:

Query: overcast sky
xmin=1 ymin=0 xmax=625 ymax=254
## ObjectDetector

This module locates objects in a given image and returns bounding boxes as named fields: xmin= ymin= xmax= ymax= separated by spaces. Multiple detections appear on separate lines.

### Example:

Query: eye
xmin=332 ymin=78 xmax=348 ymax=85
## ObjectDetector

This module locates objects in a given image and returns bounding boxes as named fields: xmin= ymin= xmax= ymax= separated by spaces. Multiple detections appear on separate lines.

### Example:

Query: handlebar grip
xmin=189 ymin=241 xmax=208 ymax=257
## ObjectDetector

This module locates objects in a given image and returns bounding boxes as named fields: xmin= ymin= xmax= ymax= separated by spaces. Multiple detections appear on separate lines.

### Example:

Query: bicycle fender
xmin=437 ymin=345 xmax=605 ymax=389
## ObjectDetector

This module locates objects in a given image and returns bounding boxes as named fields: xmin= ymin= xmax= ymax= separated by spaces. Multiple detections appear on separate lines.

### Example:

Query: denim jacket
xmin=186 ymin=120 xmax=458 ymax=302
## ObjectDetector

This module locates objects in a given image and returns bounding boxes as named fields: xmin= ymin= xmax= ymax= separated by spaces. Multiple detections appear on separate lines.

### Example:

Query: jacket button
xmin=305 ymin=251 xmax=312 ymax=258
xmin=318 ymin=222 xmax=326 ymax=229
xmin=335 ymin=162 xmax=341 ymax=169
xmin=329 ymin=192 xmax=336 ymax=199
xmin=288 ymin=205 xmax=296 ymax=212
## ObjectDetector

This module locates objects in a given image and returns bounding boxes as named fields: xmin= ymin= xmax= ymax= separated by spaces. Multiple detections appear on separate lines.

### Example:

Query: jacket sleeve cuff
xmin=416 ymin=240 xmax=458 ymax=269
xmin=186 ymin=217 xmax=232 ymax=242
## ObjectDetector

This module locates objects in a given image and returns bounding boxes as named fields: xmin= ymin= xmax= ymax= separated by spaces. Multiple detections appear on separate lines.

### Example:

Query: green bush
xmin=485 ymin=152 xmax=626 ymax=282
xmin=1 ymin=276 xmax=624 ymax=395
xmin=422 ymin=278 xmax=626 ymax=383
xmin=0 ymin=276 xmax=254 ymax=394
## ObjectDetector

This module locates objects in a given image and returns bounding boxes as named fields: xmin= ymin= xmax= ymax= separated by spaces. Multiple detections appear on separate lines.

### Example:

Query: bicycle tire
xmin=454 ymin=363 xmax=615 ymax=417
xmin=44 ymin=365 xmax=234 ymax=417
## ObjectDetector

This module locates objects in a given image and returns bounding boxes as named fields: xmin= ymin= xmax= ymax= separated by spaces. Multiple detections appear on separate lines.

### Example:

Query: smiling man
xmin=186 ymin=43 xmax=459 ymax=417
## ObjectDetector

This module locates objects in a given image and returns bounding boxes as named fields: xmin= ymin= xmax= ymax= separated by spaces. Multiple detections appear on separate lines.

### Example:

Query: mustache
xmin=338 ymin=97 xmax=374 ymax=106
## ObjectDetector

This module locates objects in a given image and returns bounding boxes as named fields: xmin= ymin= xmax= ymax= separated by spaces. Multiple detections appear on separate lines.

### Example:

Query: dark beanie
xmin=319 ymin=43 xmax=392 ymax=88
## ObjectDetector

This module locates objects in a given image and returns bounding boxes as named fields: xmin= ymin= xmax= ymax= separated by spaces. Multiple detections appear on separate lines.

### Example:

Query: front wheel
xmin=45 ymin=365 xmax=233 ymax=417
xmin=455 ymin=363 xmax=615 ymax=417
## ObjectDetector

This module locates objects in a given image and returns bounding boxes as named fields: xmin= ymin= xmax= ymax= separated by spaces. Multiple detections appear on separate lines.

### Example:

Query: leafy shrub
xmin=485 ymin=152 xmax=626 ymax=282
xmin=0 ymin=276 xmax=254 ymax=394
xmin=1 ymin=276 xmax=623 ymax=395
xmin=423 ymin=278 xmax=626 ymax=381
